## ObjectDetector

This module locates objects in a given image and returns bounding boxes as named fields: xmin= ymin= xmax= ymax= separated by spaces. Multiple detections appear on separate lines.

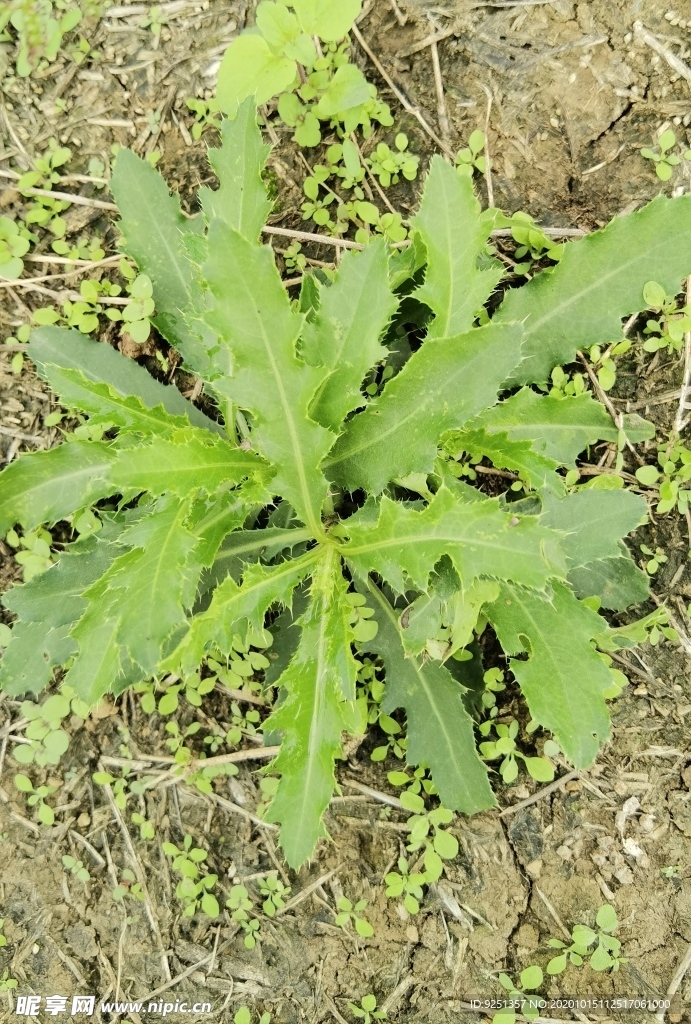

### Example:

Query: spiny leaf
xmin=200 ymin=99 xmax=272 ymax=241
xmin=361 ymin=577 xmax=495 ymax=814
xmin=567 ymin=548 xmax=649 ymax=611
xmin=342 ymin=485 xmax=565 ymax=594
xmin=469 ymin=388 xmax=653 ymax=465
xmin=92 ymin=497 xmax=201 ymax=672
xmin=303 ymin=240 xmax=398 ymax=432
xmin=204 ymin=525 xmax=312 ymax=590
xmin=35 ymin=369 xmax=192 ymax=436
xmin=497 ymin=193 xmax=691 ymax=384
xmin=64 ymin=609 xmax=142 ymax=705
xmin=110 ymin=148 xmax=207 ymax=371
xmin=165 ymin=549 xmax=319 ymax=673
xmin=0 ymin=621 xmax=76 ymax=697
xmin=0 ymin=442 xmax=116 ymax=533
xmin=446 ymin=426 xmax=563 ymax=495
xmin=108 ymin=430 xmax=266 ymax=497
xmin=28 ymin=326 xmax=221 ymax=434
xmin=264 ymin=549 xmax=356 ymax=866
xmin=412 ymin=156 xmax=503 ymax=338
xmin=325 ymin=322 xmax=523 ymax=494
xmin=203 ymin=224 xmax=334 ymax=534
xmin=540 ymin=489 xmax=646 ymax=570
xmin=487 ymin=582 xmax=612 ymax=766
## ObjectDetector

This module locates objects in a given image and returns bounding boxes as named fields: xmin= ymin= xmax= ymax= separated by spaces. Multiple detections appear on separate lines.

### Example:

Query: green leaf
xmin=412 ymin=157 xmax=504 ymax=338
xmin=497 ymin=194 xmax=691 ymax=383
xmin=596 ymin=904 xmax=618 ymax=932
xmin=165 ymin=549 xmax=318 ymax=673
xmin=448 ymin=426 xmax=563 ymax=495
xmin=541 ymin=489 xmax=646 ymax=570
xmin=110 ymin=149 xmax=207 ymax=372
xmin=343 ymin=486 xmax=565 ymax=594
xmin=203 ymin=224 xmax=334 ymax=534
xmin=29 ymin=326 xmax=221 ymax=434
xmin=303 ymin=240 xmax=397 ymax=432
xmin=200 ymin=100 xmax=272 ymax=242
xmin=519 ymin=966 xmax=543 ymax=991
xmin=359 ymin=578 xmax=494 ymax=813
xmin=315 ymin=64 xmax=370 ymax=117
xmin=325 ymin=322 xmax=523 ymax=493
xmin=487 ymin=582 xmax=612 ymax=766
xmin=264 ymin=549 xmax=356 ymax=866
xmin=0 ymin=442 xmax=116 ymax=533
xmin=469 ymin=388 xmax=653 ymax=465
xmin=567 ymin=549 xmax=649 ymax=611
xmin=290 ymin=0 xmax=361 ymax=40
xmin=216 ymin=35 xmax=296 ymax=117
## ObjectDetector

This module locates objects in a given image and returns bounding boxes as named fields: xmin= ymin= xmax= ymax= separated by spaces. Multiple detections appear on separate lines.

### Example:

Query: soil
xmin=1 ymin=1 xmax=691 ymax=1023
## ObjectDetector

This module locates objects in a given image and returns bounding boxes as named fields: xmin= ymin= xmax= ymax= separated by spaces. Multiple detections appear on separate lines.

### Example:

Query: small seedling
xmin=401 ymin=796 xmax=459 ymax=880
xmin=186 ymin=97 xmax=222 ymax=139
xmin=112 ymin=868 xmax=145 ymax=902
xmin=335 ymin=896 xmax=374 ymax=937
xmin=0 ymin=217 xmax=31 ymax=280
xmin=233 ymin=1007 xmax=271 ymax=1024
xmin=370 ymin=712 xmax=407 ymax=762
xmin=259 ymin=875 xmax=291 ymax=916
xmin=348 ymin=994 xmax=386 ymax=1022
xmin=62 ymin=854 xmax=90 ymax=883
xmin=0 ymin=918 xmax=7 ymax=947
xmin=455 ymin=130 xmax=488 ymax=176
xmin=642 ymin=279 xmax=691 ymax=353
xmin=131 ymin=811 xmax=155 ymax=841
xmin=0 ymin=970 xmax=17 ymax=993
xmin=384 ymin=856 xmax=427 ymax=914
xmin=640 ymin=544 xmax=667 ymax=575
xmin=13 ymin=689 xmax=89 ymax=766
xmin=4 ymin=527 xmax=55 ymax=582
xmin=549 ymin=365 xmax=586 ymax=399
xmin=641 ymin=129 xmax=680 ymax=181
xmin=635 ymin=442 xmax=691 ymax=516
xmin=226 ymin=884 xmax=261 ymax=948
xmin=547 ymin=904 xmax=627 ymax=974
xmin=387 ymin=765 xmax=437 ymax=797
xmin=1 ymin=3 xmax=83 ymax=76
xmin=14 ymin=774 xmax=58 ymax=825
xmin=163 ymin=835 xmax=219 ymax=918
xmin=478 ymin=718 xmax=557 ymax=784
xmin=661 ymin=865 xmax=680 ymax=879
xmin=495 ymin=966 xmax=543 ymax=1024
xmin=366 ymin=134 xmax=419 ymax=187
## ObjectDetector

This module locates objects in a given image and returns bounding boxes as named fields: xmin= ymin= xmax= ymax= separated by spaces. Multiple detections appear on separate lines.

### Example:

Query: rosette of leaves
xmin=1 ymin=100 xmax=690 ymax=867
xmin=215 ymin=0 xmax=392 ymax=146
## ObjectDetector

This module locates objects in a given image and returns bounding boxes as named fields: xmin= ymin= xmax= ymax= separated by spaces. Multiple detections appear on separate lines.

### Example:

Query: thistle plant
xmin=0 ymin=100 xmax=689 ymax=868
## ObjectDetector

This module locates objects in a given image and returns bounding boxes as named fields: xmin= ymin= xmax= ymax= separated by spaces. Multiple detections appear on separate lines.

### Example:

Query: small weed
xmin=387 ymin=765 xmax=437 ymax=797
xmin=479 ymin=718 xmax=558 ymax=785
xmin=112 ymin=868 xmax=145 ymax=902
xmin=0 ymin=969 xmax=18 ymax=993
xmin=259 ymin=875 xmax=291 ymax=917
xmin=233 ymin=1007 xmax=271 ymax=1024
xmin=384 ymin=855 xmax=427 ymax=914
xmin=495 ymin=966 xmax=543 ymax=1024
xmin=163 ymin=835 xmax=219 ymax=919
xmin=661 ymin=865 xmax=680 ymax=880
xmin=335 ymin=896 xmax=374 ymax=937
xmin=140 ymin=4 xmax=165 ymax=36
xmin=131 ymin=811 xmax=155 ymax=841
xmin=226 ymin=884 xmax=262 ymax=948
xmin=366 ymin=134 xmax=419 ymax=187
xmin=636 ymin=442 xmax=691 ymax=516
xmin=641 ymin=129 xmax=681 ymax=181
xmin=13 ymin=688 xmax=89 ymax=766
xmin=62 ymin=854 xmax=90 ymax=883
xmin=0 ymin=918 xmax=7 ymax=947
xmin=348 ymin=994 xmax=386 ymax=1022
xmin=640 ymin=543 xmax=667 ymax=575
xmin=642 ymin=279 xmax=691 ymax=354
xmin=0 ymin=216 xmax=31 ymax=280
xmin=547 ymin=904 xmax=626 ymax=974
xmin=0 ymin=1 xmax=84 ymax=77
xmin=13 ymin=773 xmax=58 ymax=825
xmin=186 ymin=97 xmax=222 ymax=139
xmin=455 ymin=130 xmax=488 ymax=176
xmin=5 ymin=526 xmax=55 ymax=582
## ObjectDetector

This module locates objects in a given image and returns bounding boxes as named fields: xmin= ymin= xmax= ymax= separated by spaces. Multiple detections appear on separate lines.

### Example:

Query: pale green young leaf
xmin=110 ymin=149 xmax=207 ymax=371
xmin=325 ymin=322 xmax=523 ymax=493
xmin=487 ymin=582 xmax=612 ymax=766
xmin=28 ymin=326 xmax=221 ymax=434
xmin=360 ymin=577 xmax=495 ymax=813
xmin=497 ymin=194 xmax=691 ymax=383
xmin=567 ymin=548 xmax=649 ymax=611
xmin=165 ymin=549 xmax=318 ymax=673
xmin=412 ymin=157 xmax=503 ymax=338
xmin=203 ymin=224 xmax=334 ymax=534
xmin=216 ymin=35 xmax=295 ymax=117
xmin=303 ymin=240 xmax=398 ymax=431
xmin=469 ymin=389 xmax=653 ymax=465
xmin=200 ymin=100 xmax=272 ymax=241
xmin=342 ymin=486 xmax=565 ymax=595
xmin=264 ymin=549 xmax=355 ymax=866
xmin=290 ymin=0 xmax=361 ymax=39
